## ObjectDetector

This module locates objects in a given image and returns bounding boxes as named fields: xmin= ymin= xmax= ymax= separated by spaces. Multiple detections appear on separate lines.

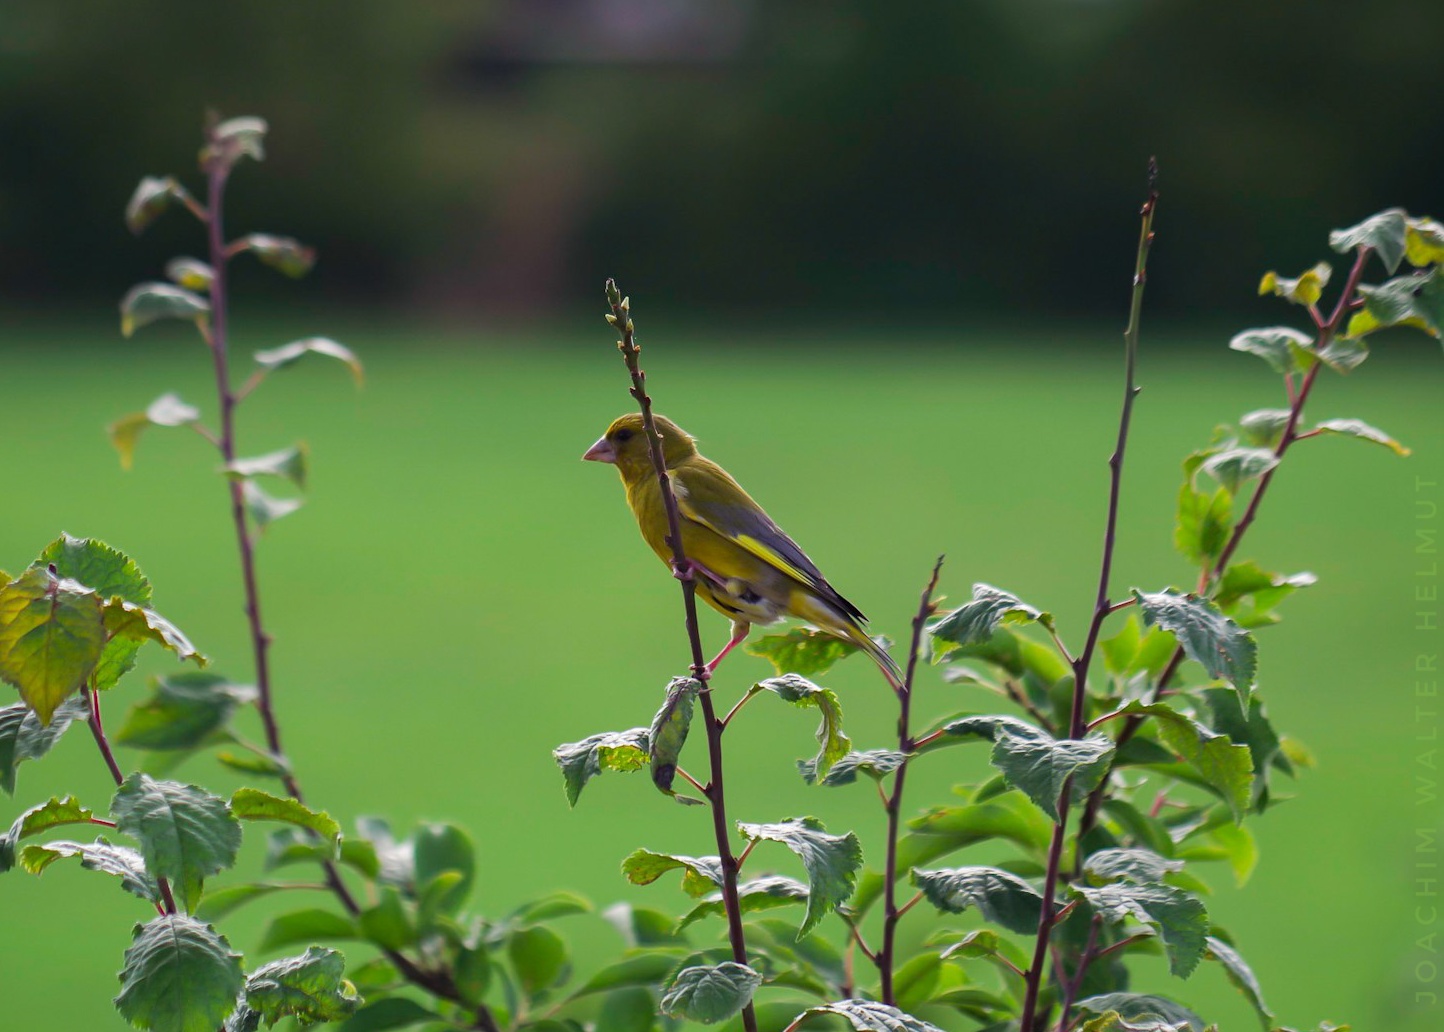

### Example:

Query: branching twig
xmin=606 ymin=280 xmax=757 ymax=1032
xmin=1019 ymin=167 xmax=1158 ymax=1032
xmin=878 ymin=555 xmax=944 ymax=1005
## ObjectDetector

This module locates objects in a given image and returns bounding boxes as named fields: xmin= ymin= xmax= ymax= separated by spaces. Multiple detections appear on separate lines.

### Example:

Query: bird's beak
xmin=582 ymin=436 xmax=616 ymax=463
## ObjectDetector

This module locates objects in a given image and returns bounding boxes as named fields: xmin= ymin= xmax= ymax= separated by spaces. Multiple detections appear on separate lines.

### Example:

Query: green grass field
xmin=1 ymin=314 xmax=1439 ymax=1030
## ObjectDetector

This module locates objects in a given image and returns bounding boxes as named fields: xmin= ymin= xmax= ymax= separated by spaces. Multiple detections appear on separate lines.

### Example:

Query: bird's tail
xmin=845 ymin=621 xmax=905 ymax=690
xmin=794 ymin=592 xmax=906 ymax=689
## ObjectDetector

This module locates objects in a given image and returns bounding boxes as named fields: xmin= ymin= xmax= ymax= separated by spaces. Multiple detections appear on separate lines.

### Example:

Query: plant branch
xmin=1055 ymin=916 xmax=1102 ymax=1032
xmin=607 ymin=280 xmax=756 ymax=1032
xmin=878 ymin=555 xmax=944 ymax=1005
xmin=1019 ymin=168 xmax=1157 ymax=1032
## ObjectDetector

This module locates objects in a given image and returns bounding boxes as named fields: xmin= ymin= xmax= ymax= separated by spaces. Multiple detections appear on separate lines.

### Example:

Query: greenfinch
xmin=584 ymin=413 xmax=900 ymax=685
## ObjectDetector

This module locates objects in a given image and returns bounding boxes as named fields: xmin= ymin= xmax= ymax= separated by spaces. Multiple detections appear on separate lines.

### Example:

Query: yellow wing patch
xmin=734 ymin=534 xmax=815 ymax=586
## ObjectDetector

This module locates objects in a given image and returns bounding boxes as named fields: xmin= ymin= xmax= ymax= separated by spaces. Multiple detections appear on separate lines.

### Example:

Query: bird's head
xmin=583 ymin=413 xmax=697 ymax=480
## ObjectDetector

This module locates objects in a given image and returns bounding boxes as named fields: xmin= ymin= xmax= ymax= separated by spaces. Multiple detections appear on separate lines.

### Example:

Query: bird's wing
xmin=672 ymin=459 xmax=867 ymax=623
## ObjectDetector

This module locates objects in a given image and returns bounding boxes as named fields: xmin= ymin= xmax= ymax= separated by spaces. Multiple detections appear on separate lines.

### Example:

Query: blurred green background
xmin=0 ymin=1 xmax=1441 ymax=1030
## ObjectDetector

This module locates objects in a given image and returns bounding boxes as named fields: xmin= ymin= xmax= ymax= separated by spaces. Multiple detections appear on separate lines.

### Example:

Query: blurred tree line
xmin=1 ymin=0 xmax=1439 ymax=322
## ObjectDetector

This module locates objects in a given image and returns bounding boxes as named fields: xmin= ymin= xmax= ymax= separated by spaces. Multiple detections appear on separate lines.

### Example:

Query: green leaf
xmin=1133 ymin=589 xmax=1257 ymax=691
xmin=121 ymin=282 xmax=211 ymax=337
xmin=1315 ymin=333 xmax=1371 ymax=372
xmin=659 ymin=963 xmax=761 ymax=1025
xmin=737 ymin=816 xmax=862 ymax=937
xmin=116 ymin=672 xmax=255 ymax=751
xmin=1227 ymin=327 xmax=1313 ymax=374
xmin=234 ymin=233 xmax=317 ymax=278
xmin=552 ymin=728 xmax=650 ymax=807
xmin=787 ymin=999 xmax=945 ymax=1032
xmin=1353 ymin=268 xmax=1442 ymax=337
xmin=205 ymin=115 xmax=269 ymax=166
xmin=115 ymin=914 xmax=244 ymax=1032
xmin=1099 ymin=616 xmax=1177 ymax=681
xmin=0 ymin=566 xmax=105 ymax=725
xmin=1406 ymin=215 xmax=1444 ymax=267
xmin=126 ymin=176 xmax=195 ymax=235
xmin=18 ymin=836 xmax=158 ymax=900
xmin=414 ymin=821 xmax=475 ymax=914
xmin=109 ymin=393 xmax=203 ymax=471
xmin=165 ymin=258 xmax=214 ymax=292
xmin=244 ymin=946 xmax=359 ymax=1026
xmin=755 ymin=673 xmax=851 ymax=775
xmin=0 ymin=793 xmax=95 ymax=871
xmin=111 ymin=773 xmax=242 ymax=910
xmin=334 ymin=997 xmax=441 ymax=1031
xmin=1083 ymin=848 xmax=1184 ymax=886
xmin=195 ymin=882 xmax=291 ymax=923
xmin=260 ymin=908 xmax=360 ymax=952
xmin=454 ymin=942 xmax=492 ymax=1004
xmin=621 ymin=849 xmax=723 ymax=897
xmin=1116 ymin=701 xmax=1254 ymax=822
xmin=596 ymin=986 xmax=660 ymax=1032
xmin=798 ymin=748 xmax=906 ymax=786
xmin=930 ymin=583 xmax=1053 ymax=662
xmin=1074 ymin=993 xmax=1204 ymax=1032
xmin=677 ymin=875 xmax=809 ymax=931
xmin=103 ymin=598 xmax=207 ymax=668
xmin=603 ymin=903 xmax=689 ymax=948
xmin=1310 ymin=417 xmax=1410 ymax=456
xmin=255 ymin=337 xmax=363 ymax=385
xmin=1213 ymin=562 xmax=1315 ymax=629
xmin=648 ymin=677 xmax=699 ymax=797
xmin=746 ymin=625 xmax=881 ymax=679
xmin=1075 ymin=881 xmax=1208 ymax=977
xmin=1258 ymin=262 xmax=1331 ymax=306
xmin=1206 ymin=935 xmax=1272 ymax=1028
xmin=1174 ymin=480 xmax=1233 ymax=568
xmin=232 ymin=787 xmax=341 ymax=845
xmin=1199 ymin=447 xmax=1278 ymax=495
xmin=218 ymin=747 xmax=290 ymax=779
xmin=911 ymin=865 xmax=1043 ymax=934
xmin=39 ymin=533 xmax=152 ymax=604
xmin=573 ymin=952 xmax=679 ymax=997
xmin=988 ymin=723 xmax=1115 ymax=821
xmin=509 ymin=924 xmax=568 ymax=994
xmin=264 ymin=827 xmax=337 ymax=871
xmin=225 ymin=444 xmax=308 ymax=490
xmin=360 ymin=887 xmax=415 ymax=949
xmin=0 ymin=696 xmax=87 ymax=794
xmin=510 ymin=890 xmax=593 ymax=923
xmin=1199 ymin=686 xmax=1290 ymax=809
xmin=1329 ymin=208 xmax=1408 ymax=273
xmin=241 ymin=481 xmax=305 ymax=531
xmin=1238 ymin=408 xmax=1292 ymax=449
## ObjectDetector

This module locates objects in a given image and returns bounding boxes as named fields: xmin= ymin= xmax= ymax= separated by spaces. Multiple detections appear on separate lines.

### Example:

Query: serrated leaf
xmin=990 ymin=725 xmax=1115 ymax=821
xmin=121 ymin=282 xmax=210 ymax=337
xmin=1075 ymin=993 xmax=1204 ymax=1031
xmin=1134 ymin=590 xmax=1256 ymax=690
xmin=677 ymin=875 xmax=809 ymax=931
xmin=40 ymin=534 xmax=152 ymax=604
xmin=260 ymin=908 xmax=360 ymax=953
xmin=1258 ymin=262 xmax=1331 ymax=306
xmin=126 ymin=176 xmax=194 ymax=235
xmin=659 ymin=963 xmax=761 ymax=1024
xmin=1075 ymin=882 xmax=1207 ymax=977
xmin=165 ymin=258 xmax=214 ymax=292
xmin=911 ymin=865 xmax=1043 ymax=934
xmin=0 ymin=567 xmax=105 ymax=725
xmin=1083 ymin=848 xmax=1184 ymax=885
xmin=798 ymin=748 xmax=906 ymax=786
xmin=755 ymin=673 xmax=851 ymax=775
xmin=1227 ymin=327 xmax=1313 ymax=374
xmin=746 ymin=625 xmax=883 ymax=679
xmin=0 ymin=794 xmax=95 ymax=871
xmin=788 ymin=999 xmax=945 ymax=1032
xmin=232 ymin=787 xmax=341 ymax=845
xmin=20 ymin=836 xmax=158 ymax=900
xmin=621 ymin=849 xmax=723 ymax=897
xmin=103 ymin=598 xmax=207 ymax=667
xmin=1199 ymin=447 xmax=1278 ymax=495
xmin=112 ymin=773 xmax=242 ymax=909
xmin=1406 ymin=216 xmax=1444 ymax=267
xmin=509 ymin=923 xmax=568 ymax=994
xmin=648 ymin=677 xmax=699 ymax=797
xmin=0 ymin=696 xmax=87 ymax=794
xmin=1310 ymin=417 xmax=1410 ymax=456
xmin=116 ymin=672 xmax=255 ymax=751
xmin=1330 ymin=208 xmax=1408 ymax=273
xmin=1116 ymin=701 xmax=1254 ymax=822
xmin=553 ymin=728 xmax=649 ymax=806
xmin=225 ymin=444 xmax=307 ymax=490
xmin=115 ymin=914 xmax=244 ymax=1032
xmin=737 ymin=816 xmax=862 ymax=936
xmin=1199 ymin=687 xmax=1287 ymax=810
xmin=1205 ymin=935 xmax=1272 ymax=1028
xmin=930 ymin=584 xmax=1053 ymax=662
xmin=241 ymin=480 xmax=305 ymax=532
xmin=244 ymin=946 xmax=359 ymax=1025
xmin=255 ymin=337 xmax=363 ymax=385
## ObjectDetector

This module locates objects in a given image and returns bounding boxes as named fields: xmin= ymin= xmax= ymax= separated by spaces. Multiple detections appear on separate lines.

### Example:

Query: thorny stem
xmin=607 ymin=280 xmax=757 ymax=1032
xmin=1019 ymin=168 xmax=1157 ymax=1032
xmin=200 ymin=141 xmax=494 ymax=1029
xmin=878 ymin=556 xmax=944 ymax=1005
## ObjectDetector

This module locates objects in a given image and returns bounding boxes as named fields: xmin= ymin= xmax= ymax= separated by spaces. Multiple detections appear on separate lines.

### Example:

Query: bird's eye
xmin=615 ymin=429 xmax=634 ymax=442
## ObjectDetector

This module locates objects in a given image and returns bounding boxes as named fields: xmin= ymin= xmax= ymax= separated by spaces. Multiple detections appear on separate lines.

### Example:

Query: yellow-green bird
xmin=584 ymin=413 xmax=901 ymax=685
